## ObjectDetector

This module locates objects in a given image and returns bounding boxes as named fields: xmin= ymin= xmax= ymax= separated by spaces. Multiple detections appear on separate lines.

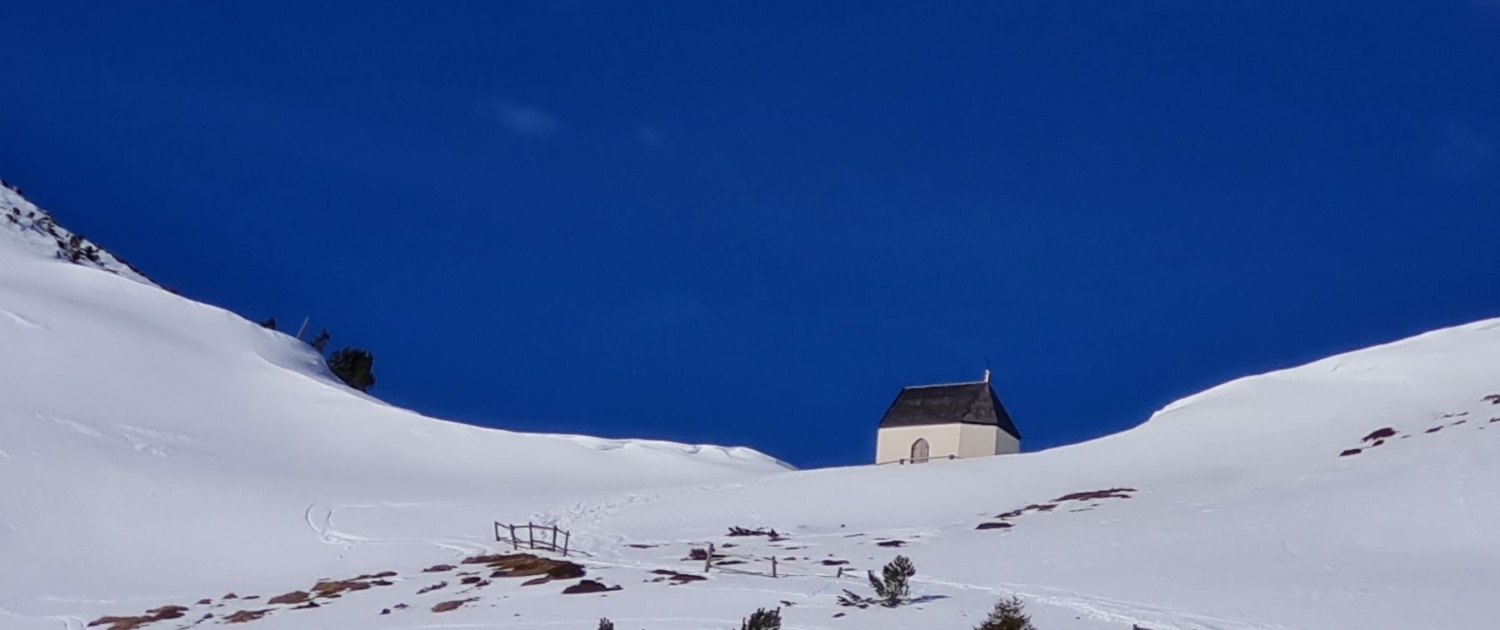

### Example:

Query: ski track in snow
xmin=303 ymin=501 xmax=491 ymax=556
xmin=915 ymin=576 xmax=1295 ymax=630
xmin=531 ymin=489 xmax=1243 ymax=630
xmin=0 ymin=602 xmax=84 ymax=630
xmin=0 ymin=306 xmax=46 ymax=330
xmin=391 ymin=619 xmax=834 ymax=630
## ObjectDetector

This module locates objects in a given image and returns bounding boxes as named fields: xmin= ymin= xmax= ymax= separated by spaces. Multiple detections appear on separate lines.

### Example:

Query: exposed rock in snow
xmin=0 ymin=183 xmax=156 ymax=286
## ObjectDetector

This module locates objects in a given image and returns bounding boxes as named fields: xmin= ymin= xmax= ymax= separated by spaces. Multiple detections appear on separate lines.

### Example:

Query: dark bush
xmin=975 ymin=596 xmax=1035 ymax=630
xmin=259 ymin=317 xmax=277 ymax=330
xmin=328 ymin=347 xmax=377 ymax=392
xmin=739 ymin=607 xmax=780 ymax=630
xmin=310 ymin=329 xmax=331 ymax=352
xmin=728 ymin=526 xmax=780 ymax=538
xmin=836 ymin=555 xmax=915 ymax=608
xmin=597 ymin=618 xmax=614 ymax=630
xmin=870 ymin=555 xmax=914 ymax=606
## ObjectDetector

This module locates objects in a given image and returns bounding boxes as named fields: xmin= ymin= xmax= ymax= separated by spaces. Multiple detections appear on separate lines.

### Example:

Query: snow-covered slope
xmin=0 ymin=184 xmax=155 ymax=287
xmin=2 ymin=184 xmax=1497 ymax=630
xmin=0 ymin=188 xmax=787 ymax=623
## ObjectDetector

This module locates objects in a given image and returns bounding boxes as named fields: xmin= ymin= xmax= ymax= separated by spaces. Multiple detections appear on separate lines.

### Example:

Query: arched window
xmin=910 ymin=438 xmax=930 ymax=463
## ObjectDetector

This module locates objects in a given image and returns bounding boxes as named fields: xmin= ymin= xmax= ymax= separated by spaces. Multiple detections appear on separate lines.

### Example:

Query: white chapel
xmin=874 ymin=370 xmax=1022 ymax=465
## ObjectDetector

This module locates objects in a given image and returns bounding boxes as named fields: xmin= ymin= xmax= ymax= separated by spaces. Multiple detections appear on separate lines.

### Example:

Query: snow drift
xmin=2 ymin=183 xmax=1497 ymax=630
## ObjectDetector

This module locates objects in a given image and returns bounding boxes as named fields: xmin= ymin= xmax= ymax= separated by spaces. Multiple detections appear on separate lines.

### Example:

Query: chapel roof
xmin=877 ymin=380 xmax=1021 ymax=439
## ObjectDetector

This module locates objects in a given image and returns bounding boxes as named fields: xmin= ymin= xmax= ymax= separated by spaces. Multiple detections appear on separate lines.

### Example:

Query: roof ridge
xmin=903 ymin=380 xmax=988 ymax=390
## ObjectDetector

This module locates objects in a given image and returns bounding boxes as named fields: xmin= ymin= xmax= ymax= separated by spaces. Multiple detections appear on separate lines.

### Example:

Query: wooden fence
xmin=697 ymin=542 xmax=860 ymax=580
xmin=494 ymin=522 xmax=571 ymax=556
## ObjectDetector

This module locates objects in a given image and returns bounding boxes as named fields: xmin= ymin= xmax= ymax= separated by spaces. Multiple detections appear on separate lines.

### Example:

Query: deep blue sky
xmin=4 ymin=2 xmax=1497 ymax=468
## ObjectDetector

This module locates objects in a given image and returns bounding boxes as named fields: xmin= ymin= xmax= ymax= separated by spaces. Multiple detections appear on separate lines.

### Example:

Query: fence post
xmin=771 ymin=556 xmax=778 ymax=578
xmin=509 ymin=524 xmax=519 ymax=551
xmin=837 ymin=566 xmax=844 ymax=578
xmin=704 ymin=543 xmax=714 ymax=573
xmin=528 ymin=524 xmax=536 ymax=550
xmin=561 ymin=530 xmax=570 ymax=557
xmin=552 ymin=525 xmax=559 ymax=551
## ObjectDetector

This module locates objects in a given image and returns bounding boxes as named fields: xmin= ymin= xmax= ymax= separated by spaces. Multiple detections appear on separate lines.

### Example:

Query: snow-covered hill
xmin=0 ymin=184 xmax=155 ymax=287
xmin=2 ymin=184 xmax=1497 ymax=630
xmin=0 ymin=187 xmax=787 ymax=624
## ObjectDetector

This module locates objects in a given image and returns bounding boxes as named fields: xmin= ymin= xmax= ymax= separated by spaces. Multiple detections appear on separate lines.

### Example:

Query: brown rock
xmin=1054 ymin=488 xmax=1136 ymax=502
xmin=561 ymin=579 xmax=621 ymax=595
xmin=222 ymin=609 xmax=272 ymax=624
xmin=87 ymin=606 xmax=189 ymax=630
xmin=267 ymin=591 xmax=311 ymax=606
xmin=431 ymin=599 xmax=477 ymax=613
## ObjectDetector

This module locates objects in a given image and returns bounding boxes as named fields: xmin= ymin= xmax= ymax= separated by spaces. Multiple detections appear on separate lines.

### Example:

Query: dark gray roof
xmin=877 ymin=381 xmax=1021 ymax=439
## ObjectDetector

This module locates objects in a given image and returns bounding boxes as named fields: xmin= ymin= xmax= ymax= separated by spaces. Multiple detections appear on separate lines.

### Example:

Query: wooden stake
xmin=704 ymin=543 xmax=714 ymax=573
xmin=771 ymin=556 xmax=778 ymax=578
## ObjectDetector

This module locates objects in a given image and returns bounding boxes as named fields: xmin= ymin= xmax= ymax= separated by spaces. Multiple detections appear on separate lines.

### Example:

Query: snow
xmin=2 ymin=186 xmax=1498 ymax=630
xmin=0 ymin=186 xmax=155 ymax=287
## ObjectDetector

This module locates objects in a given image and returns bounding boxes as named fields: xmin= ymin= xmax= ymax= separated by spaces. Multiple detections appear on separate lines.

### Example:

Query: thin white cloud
xmin=1434 ymin=123 xmax=1495 ymax=178
xmin=634 ymin=123 xmax=672 ymax=155
xmin=635 ymin=123 xmax=663 ymax=145
xmin=494 ymin=101 xmax=561 ymax=138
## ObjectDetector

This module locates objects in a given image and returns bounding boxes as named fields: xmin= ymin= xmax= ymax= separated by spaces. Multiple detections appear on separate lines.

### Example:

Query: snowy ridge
xmin=2 ymin=180 xmax=1498 ymax=630
xmin=0 ymin=184 xmax=156 ymax=287
xmin=1152 ymin=316 xmax=1500 ymax=419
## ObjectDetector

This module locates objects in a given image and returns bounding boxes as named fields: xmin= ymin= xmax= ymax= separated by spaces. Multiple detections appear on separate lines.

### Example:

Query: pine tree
xmin=739 ymin=607 xmax=780 ymax=630
xmin=975 ymin=597 xmax=1035 ymax=630
xmin=310 ymin=329 xmax=331 ymax=352
xmin=259 ymin=317 xmax=277 ymax=330
xmin=836 ymin=555 xmax=916 ymax=609
xmin=327 ymin=347 xmax=377 ymax=392
xmin=868 ymin=555 xmax=914 ymax=607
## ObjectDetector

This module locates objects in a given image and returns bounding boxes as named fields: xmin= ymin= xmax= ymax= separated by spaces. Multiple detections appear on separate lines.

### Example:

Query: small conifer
xmin=310 ymin=329 xmax=331 ymax=352
xmin=740 ymin=607 xmax=780 ymax=630
xmin=869 ymin=555 xmax=915 ymax=606
xmin=836 ymin=555 xmax=916 ymax=608
xmin=327 ymin=347 xmax=377 ymax=392
xmin=974 ymin=597 xmax=1036 ymax=630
